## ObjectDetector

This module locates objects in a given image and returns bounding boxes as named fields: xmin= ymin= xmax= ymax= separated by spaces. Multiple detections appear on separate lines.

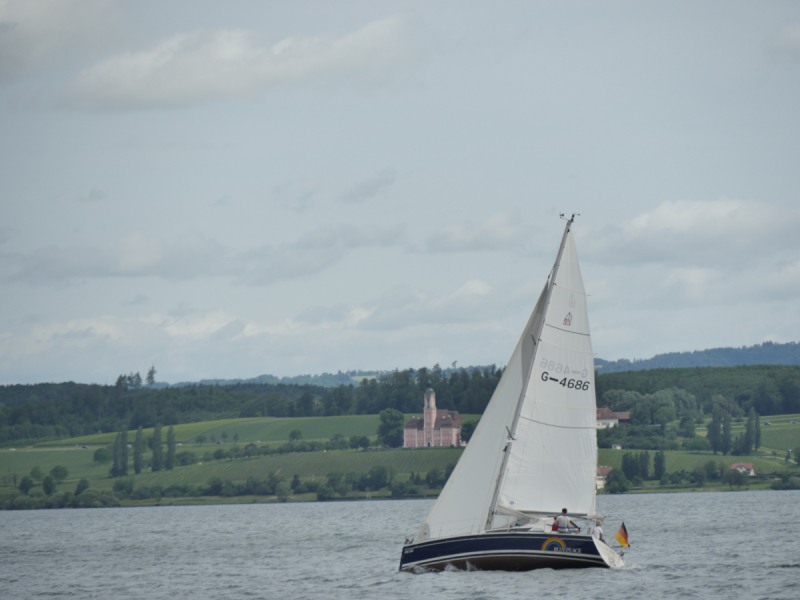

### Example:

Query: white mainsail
xmin=415 ymin=222 xmax=597 ymax=543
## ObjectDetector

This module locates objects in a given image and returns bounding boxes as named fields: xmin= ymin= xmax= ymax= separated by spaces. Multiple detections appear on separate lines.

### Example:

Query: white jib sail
xmin=414 ymin=227 xmax=596 ymax=543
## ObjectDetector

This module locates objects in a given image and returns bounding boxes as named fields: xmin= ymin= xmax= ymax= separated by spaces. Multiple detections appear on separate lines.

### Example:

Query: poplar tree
xmin=638 ymin=451 xmax=650 ymax=480
xmin=754 ymin=414 xmax=761 ymax=451
xmin=133 ymin=426 xmax=143 ymax=474
xmin=152 ymin=423 xmax=163 ymax=472
xmin=111 ymin=432 xmax=122 ymax=477
xmin=166 ymin=426 xmax=176 ymax=470
xmin=654 ymin=450 xmax=666 ymax=480
xmin=721 ymin=411 xmax=732 ymax=455
xmin=743 ymin=408 xmax=755 ymax=455
xmin=120 ymin=429 xmax=128 ymax=475
xmin=707 ymin=409 xmax=722 ymax=454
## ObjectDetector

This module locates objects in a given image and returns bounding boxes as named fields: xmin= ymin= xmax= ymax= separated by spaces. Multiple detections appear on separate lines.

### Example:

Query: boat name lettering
xmin=538 ymin=359 xmax=588 ymax=379
xmin=540 ymin=372 xmax=591 ymax=390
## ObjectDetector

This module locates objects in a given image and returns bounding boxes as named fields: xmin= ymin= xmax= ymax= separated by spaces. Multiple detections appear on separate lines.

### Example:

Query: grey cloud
xmin=338 ymin=168 xmax=395 ymax=204
xmin=0 ymin=0 xmax=117 ymax=83
xmin=167 ymin=302 xmax=198 ymax=318
xmin=77 ymin=188 xmax=106 ymax=202
xmin=357 ymin=280 xmax=496 ymax=331
xmin=68 ymin=15 xmax=419 ymax=109
xmin=210 ymin=319 xmax=246 ymax=341
xmin=1 ymin=233 xmax=227 ymax=284
xmin=773 ymin=24 xmax=800 ymax=58
xmin=2 ymin=224 xmax=406 ymax=286
xmin=581 ymin=199 xmax=800 ymax=268
xmin=295 ymin=303 xmax=351 ymax=325
xmin=426 ymin=212 xmax=526 ymax=252
xmin=240 ymin=223 xmax=405 ymax=285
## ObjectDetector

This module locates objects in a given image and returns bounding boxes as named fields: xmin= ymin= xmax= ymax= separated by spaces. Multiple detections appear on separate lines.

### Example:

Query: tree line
xmin=3 ymin=363 xmax=800 ymax=445
xmin=0 ymin=365 xmax=501 ymax=443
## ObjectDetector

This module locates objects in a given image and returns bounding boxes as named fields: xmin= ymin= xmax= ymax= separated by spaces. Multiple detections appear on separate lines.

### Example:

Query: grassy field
xmin=34 ymin=414 xmax=482 ymax=448
xmin=86 ymin=447 xmax=464 ymax=491
xmin=5 ymin=412 xmax=799 ymax=504
xmin=0 ymin=443 xmax=463 ymax=495
xmin=35 ymin=419 xmax=245 ymax=447
xmin=597 ymin=448 xmax=791 ymax=475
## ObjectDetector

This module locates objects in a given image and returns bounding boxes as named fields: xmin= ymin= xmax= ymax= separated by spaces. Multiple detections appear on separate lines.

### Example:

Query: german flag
xmin=614 ymin=522 xmax=630 ymax=547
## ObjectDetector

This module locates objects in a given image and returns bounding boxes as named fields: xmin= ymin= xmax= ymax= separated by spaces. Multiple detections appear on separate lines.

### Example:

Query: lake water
xmin=1 ymin=490 xmax=798 ymax=600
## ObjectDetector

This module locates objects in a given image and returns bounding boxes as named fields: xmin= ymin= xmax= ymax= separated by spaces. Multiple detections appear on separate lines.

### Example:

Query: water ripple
xmin=1 ymin=490 xmax=800 ymax=600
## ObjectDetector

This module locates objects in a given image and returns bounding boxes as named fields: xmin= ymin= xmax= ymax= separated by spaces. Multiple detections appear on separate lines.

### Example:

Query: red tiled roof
xmin=614 ymin=411 xmax=631 ymax=420
xmin=731 ymin=463 xmax=753 ymax=470
xmin=597 ymin=466 xmax=613 ymax=477
xmin=596 ymin=407 xmax=617 ymax=420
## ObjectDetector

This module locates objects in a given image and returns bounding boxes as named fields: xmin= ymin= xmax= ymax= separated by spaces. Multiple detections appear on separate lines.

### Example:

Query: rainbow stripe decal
xmin=541 ymin=537 xmax=566 ymax=552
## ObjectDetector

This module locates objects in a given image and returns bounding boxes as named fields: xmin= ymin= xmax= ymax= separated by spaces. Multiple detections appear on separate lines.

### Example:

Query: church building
xmin=403 ymin=388 xmax=464 ymax=448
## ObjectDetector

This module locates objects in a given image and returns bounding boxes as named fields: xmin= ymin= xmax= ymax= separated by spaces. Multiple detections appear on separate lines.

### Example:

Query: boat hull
xmin=399 ymin=532 xmax=617 ymax=572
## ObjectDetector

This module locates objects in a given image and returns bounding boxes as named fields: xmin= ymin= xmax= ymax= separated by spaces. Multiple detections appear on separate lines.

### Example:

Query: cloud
xmin=655 ymin=260 xmax=800 ymax=306
xmin=76 ymin=188 xmax=106 ymax=202
xmin=773 ymin=23 xmax=800 ymax=58
xmin=126 ymin=294 xmax=149 ymax=306
xmin=1 ymin=232 xmax=226 ymax=283
xmin=291 ymin=278 xmax=498 ymax=332
xmin=354 ymin=279 xmax=496 ymax=331
xmin=0 ymin=0 xmax=116 ymax=83
xmin=583 ymin=198 xmax=800 ymax=267
xmin=68 ymin=14 xmax=418 ymax=109
xmin=1 ymin=224 xmax=406 ymax=285
xmin=239 ymin=223 xmax=406 ymax=285
xmin=426 ymin=212 xmax=526 ymax=252
xmin=338 ymin=168 xmax=396 ymax=203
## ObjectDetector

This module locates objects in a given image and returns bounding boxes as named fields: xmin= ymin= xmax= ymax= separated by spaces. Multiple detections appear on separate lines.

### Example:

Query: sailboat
xmin=399 ymin=215 xmax=625 ymax=572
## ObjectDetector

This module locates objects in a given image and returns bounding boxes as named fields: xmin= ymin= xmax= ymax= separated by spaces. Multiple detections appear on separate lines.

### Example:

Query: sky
xmin=1 ymin=1 xmax=800 ymax=386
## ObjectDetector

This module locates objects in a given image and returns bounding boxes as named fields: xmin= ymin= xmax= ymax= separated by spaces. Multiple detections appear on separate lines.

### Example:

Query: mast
xmin=483 ymin=213 xmax=576 ymax=530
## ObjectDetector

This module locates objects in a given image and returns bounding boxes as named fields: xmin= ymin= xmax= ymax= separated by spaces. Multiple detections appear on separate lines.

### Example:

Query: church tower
xmin=424 ymin=387 xmax=436 ymax=445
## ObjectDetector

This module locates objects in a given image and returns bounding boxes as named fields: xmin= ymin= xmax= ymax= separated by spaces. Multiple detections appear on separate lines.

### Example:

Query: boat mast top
xmin=483 ymin=213 xmax=577 ymax=531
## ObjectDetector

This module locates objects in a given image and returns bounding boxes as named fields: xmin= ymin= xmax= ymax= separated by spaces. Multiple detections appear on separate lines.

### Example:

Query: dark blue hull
xmin=399 ymin=531 xmax=608 ymax=572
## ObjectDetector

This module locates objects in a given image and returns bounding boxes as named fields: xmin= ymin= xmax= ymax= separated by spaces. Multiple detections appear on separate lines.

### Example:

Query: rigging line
xmin=518 ymin=415 xmax=596 ymax=430
xmin=552 ymin=283 xmax=587 ymax=295
xmin=534 ymin=338 xmax=594 ymax=354
xmin=544 ymin=323 xmax=591 ymax=337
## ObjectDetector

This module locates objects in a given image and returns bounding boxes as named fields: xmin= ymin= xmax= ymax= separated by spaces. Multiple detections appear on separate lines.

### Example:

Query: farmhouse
xmin=731 ymin=463 xmax=756 ymax=477
xmin=596 ymin=408 xmax=619 ymax=429
xmin=404 ymin=388 xmax=463 ymax=448
xmin=596 ymin=466 xmax=613 ymax=490
xmin=596 ymin=408 xmax=632 ymax=428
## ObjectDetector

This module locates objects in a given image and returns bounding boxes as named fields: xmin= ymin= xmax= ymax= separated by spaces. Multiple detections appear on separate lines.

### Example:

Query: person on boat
xmin=554 ymin=508 xmax=581 ymax=534
xmin=591 ymin=519 xmax=605 ymax=544
xmin=555 ymin=508 xmax=571 ymax=532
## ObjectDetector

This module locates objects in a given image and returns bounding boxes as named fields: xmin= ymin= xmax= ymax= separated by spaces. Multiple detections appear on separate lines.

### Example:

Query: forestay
xmin=414 ymin=225 xmax=597 ymax=544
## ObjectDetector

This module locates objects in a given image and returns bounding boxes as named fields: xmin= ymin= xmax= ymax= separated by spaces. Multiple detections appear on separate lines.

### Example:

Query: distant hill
xmin=170 ymin=371 xmax=359 ymax=389
xmin=170 ymin=365 xmax=498 ymax=389
xmin=595 ymin=341 xmax=800 ymax=374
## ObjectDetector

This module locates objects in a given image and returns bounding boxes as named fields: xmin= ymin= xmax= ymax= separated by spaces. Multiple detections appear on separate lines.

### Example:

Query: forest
xmin=0 ymin=365 xmax=502 ymax=444
xmin=2 ymin=362 xmax=799 ymax=445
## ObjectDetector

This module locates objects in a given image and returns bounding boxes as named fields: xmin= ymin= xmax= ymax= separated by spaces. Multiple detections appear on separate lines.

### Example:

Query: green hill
xmin=596 ymin=340 xmax=800 ymax=374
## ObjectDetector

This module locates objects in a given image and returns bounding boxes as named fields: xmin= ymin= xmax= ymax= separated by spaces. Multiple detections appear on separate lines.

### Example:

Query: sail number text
xmin=539 ymin=359 xmax=588 ymax=379
xmin=541 ymin=372 xmax=591 ymax=390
